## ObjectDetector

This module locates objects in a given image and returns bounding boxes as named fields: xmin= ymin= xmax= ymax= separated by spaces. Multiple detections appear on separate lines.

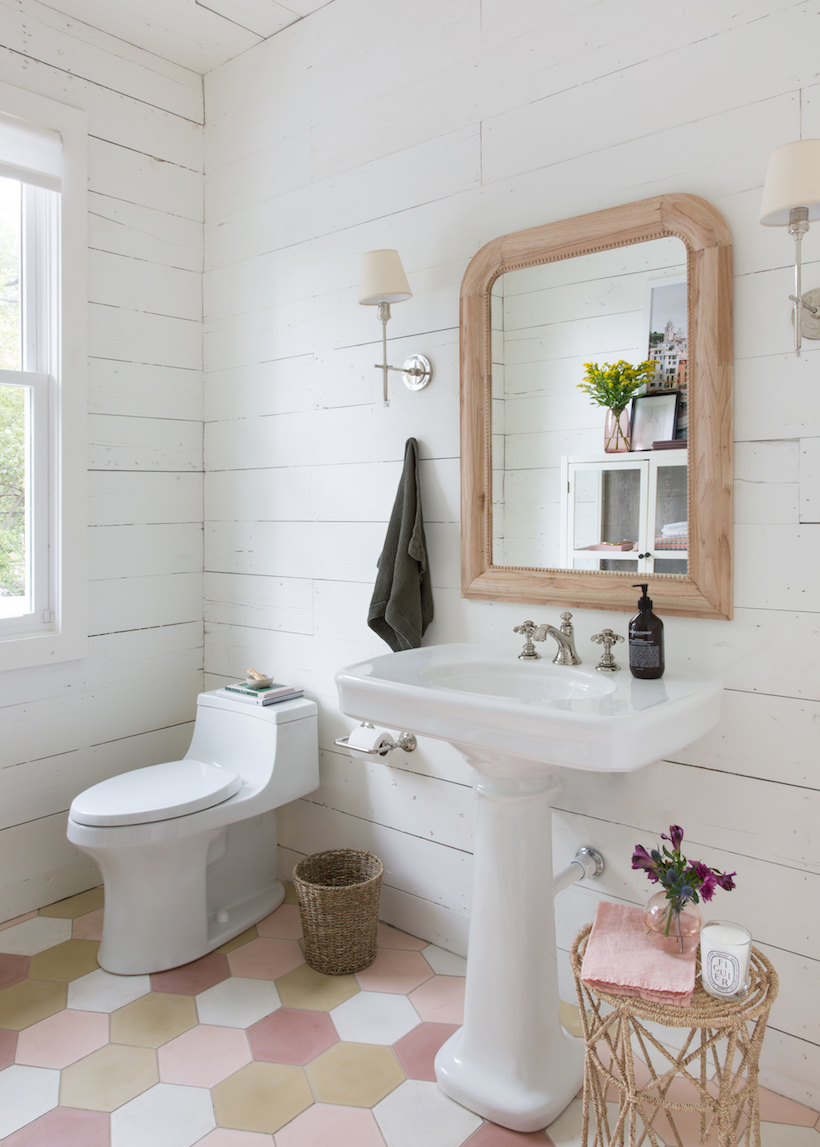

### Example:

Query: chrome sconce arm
xmin=373 ymin=301 xmax=432 ymax=406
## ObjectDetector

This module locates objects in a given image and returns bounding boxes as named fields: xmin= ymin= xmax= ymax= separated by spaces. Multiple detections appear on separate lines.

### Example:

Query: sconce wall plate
xmin=402 ymin=355 xmax=432 ymax=391
xmin=792 ymin=286 xmax=820 ymax=339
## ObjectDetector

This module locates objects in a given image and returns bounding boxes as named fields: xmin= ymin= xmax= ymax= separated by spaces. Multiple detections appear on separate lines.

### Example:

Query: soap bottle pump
xmin=628 ymin=583 xmax=664 ymax=680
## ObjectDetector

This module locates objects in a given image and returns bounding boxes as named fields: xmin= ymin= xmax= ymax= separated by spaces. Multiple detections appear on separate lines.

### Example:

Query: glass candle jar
xmin=700 ymin=920 xmax=752 ymax=1000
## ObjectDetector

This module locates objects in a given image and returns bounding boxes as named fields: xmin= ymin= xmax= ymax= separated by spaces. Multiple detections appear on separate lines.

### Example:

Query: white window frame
xmin=0 ymin=81 xmax=87 ymax=670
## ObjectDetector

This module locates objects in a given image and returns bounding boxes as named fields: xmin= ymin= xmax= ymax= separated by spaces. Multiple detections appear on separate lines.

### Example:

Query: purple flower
xmin=689 ymin=861 xmax=717 ymax=902
xmin=716 ymin=871 xmax=737 ymax=892
xmin=631 ymin=844 xmax=658 ymax=877
xmin=661 ymin=825 xmax=684 ymax=851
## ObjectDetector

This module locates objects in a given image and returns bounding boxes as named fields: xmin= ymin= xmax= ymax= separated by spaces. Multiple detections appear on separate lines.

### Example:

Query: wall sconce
xmin=359 ymin=249 xmax=432 ymax=406
xmin=760 ymin=138 xmax=820 ymax=356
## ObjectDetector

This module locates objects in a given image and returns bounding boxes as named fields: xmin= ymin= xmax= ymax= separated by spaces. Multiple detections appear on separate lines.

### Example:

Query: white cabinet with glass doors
xmin=559 ymin=450 xmax=688 ymax=575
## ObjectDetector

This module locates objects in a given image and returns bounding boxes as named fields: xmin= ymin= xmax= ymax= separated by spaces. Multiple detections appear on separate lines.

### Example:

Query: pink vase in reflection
xmin=604 ymin=407 xmax=631 ymax=453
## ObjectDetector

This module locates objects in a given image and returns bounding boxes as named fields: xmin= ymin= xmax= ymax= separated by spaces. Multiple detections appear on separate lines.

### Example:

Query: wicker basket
xmin=293 ymin=849 xmax=384 ymax=975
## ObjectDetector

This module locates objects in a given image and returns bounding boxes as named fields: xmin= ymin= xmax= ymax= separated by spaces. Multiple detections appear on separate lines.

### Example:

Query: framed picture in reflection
xmin=631 ymin=391 xmax=679 ymax=452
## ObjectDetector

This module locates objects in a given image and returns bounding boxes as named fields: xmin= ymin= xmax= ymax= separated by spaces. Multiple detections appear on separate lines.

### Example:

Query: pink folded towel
xmin=581 ymin=901 xmax=696 ymax=1007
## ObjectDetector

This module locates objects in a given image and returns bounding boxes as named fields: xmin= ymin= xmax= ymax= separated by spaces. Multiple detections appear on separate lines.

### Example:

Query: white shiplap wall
xmin=203 ymin=0 xmax=820 ymax=1106
xmin=0 ymin=0 xmax=204 ymax=913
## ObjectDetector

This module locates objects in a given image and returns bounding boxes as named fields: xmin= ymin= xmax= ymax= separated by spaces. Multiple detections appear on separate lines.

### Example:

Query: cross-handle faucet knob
xmin=590 ymin=628 xmax=625 ymax=672
xmin=514 ymin=620 xmax=541 ymax=660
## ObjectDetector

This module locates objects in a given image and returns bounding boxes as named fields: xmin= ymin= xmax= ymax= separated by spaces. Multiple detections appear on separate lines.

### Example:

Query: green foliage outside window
xmin=0 ymin=179 xmax=25 ymax=597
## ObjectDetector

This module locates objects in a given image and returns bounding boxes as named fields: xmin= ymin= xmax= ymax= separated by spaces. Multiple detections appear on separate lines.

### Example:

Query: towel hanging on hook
xmin=367 ymin=438 xmax=434 ymax=652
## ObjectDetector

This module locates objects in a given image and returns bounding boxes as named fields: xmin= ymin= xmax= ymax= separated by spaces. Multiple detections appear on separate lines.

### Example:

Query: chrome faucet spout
xmin=534 ymin=613 xmax=582 ymax=666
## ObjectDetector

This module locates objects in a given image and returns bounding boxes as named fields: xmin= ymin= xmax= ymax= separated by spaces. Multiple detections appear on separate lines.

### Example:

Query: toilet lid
xmin=69 ymin=759 xmax=242 ymax=827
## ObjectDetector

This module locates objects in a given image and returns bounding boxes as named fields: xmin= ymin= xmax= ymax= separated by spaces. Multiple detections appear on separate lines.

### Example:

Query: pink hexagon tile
xmin=158 ymin=1024 xmax=252 ymax=1088
xmin=247 ymin=1007 xmax=338 ymax=1066
xmin=227 ymin=938 xmax=304 ymax=981
xmin=257 ymin=905 xmax=302 ymax=940
xmin=408 ymin=976 xmax=465 ymax=1025
xmin=151 ymin=952 xmax=231 ymax=996
xmin=376 ymin=924 xmax=428 ymax=951
xmin=355 ymin=949 xmax=434 ymax=995
xmin=15 ymin=1008 xmax=109 ymax=1069
xmin=391 ymin=1022 xmax=459 ymax=1082
xmin=0 ymin=953 xmax=30 ymax=991
xmin=462 ymin=1123 xmax=556 ymax=1145
xmin=274 ymin=1102 xmax=386 ymax=1147
xmin=0 ymin=1030 xmax=17 ymax=1071
xmin=0 ymin=1105 xmax=110 ymax=1146
xmin=72 ymin=909 xmax=104 ymax=942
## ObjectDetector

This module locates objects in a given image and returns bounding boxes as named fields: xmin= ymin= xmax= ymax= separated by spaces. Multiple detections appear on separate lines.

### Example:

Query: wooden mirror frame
xmin=460 ymin=193 xmax=733 ymax=620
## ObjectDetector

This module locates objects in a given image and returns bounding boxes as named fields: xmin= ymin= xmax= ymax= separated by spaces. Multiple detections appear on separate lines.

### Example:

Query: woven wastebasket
xmin=293 ymin=849 xmax=384 ymax=975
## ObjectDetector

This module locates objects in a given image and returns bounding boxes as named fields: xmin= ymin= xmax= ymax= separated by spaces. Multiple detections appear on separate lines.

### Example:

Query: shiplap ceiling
xmin=40 ymin=0 xmax=333 ymax=73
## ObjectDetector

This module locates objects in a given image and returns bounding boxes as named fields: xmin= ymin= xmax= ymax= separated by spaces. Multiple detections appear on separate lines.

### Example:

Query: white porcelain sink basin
xmin=336 ymin=641 xmax=723 ymax=1133
xmin=336 ymin=642 xmax=723 ymax=775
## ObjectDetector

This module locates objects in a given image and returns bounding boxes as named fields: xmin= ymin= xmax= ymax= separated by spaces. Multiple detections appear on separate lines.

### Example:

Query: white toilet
xmin=67 ymin=689 xmax=319 ymax=975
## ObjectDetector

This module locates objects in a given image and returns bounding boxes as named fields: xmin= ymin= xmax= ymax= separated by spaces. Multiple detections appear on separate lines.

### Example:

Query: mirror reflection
xmin=490 ymin=236 xmax=690 ymax=575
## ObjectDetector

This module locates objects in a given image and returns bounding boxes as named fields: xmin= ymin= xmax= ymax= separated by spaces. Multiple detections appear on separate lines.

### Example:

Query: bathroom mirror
xmin=461 ymin=193 xmax=733 ymax=619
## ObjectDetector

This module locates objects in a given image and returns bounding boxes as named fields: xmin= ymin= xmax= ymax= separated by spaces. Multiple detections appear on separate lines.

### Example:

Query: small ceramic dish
xmin=246 ymin=675 xmax=273 ymax=689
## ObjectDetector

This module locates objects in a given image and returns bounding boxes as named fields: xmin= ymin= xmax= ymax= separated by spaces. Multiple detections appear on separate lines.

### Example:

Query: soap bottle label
xmin=630 ymin=643 xmax=661 ymax=669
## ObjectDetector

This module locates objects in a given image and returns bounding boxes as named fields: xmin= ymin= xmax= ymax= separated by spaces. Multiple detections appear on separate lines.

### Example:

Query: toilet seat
xmin=69 ymin=759 xmax=242 ymax=827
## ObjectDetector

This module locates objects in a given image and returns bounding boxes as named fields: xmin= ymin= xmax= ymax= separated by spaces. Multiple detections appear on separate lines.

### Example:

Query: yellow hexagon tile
xmin=60 ymin=1043 xmax=158 ymax=1111
xmin=28 ymin=940 xmax=100 ymax=982
xmin=282 ymin=882 xmax=298 ymax=905
xmin=212 ymin=1061 xmax=313 ymax=1134
xmin=214 ymin=926 xmax=258 ymax=955
xmin=0 ymin=979 xmax=67 ymax=1030
xmin=305 ymin=1042 xmax=405 ymax=1107
xmin=275 ymin=963 xmax=359 ymax=1011
xmin=110 ymin=992 xmax=197 ymax=1048
xmin=38 ymin=887 xmax=104 ymax=919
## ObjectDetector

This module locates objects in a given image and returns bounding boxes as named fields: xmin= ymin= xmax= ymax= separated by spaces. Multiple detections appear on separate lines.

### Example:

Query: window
xmin=0 ymin=81 xmax=87 ymax=669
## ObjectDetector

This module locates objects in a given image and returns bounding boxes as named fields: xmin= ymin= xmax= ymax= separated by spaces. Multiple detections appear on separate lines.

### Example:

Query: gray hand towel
xmin=368 ymin=438 xmax=434 ymax=652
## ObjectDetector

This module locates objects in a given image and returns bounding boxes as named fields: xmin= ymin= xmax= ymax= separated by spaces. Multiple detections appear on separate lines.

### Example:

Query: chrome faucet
xmin=514 ymin=613 xmax=582 ymax=665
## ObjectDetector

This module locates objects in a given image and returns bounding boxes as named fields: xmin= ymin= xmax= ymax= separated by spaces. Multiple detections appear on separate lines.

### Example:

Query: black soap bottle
xmin=628 ymin=584 xmax=664 ymax=679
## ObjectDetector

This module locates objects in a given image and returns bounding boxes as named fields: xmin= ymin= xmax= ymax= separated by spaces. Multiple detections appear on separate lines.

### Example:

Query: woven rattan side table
xmin=570 ymin=924 xmax=778 ymax=1147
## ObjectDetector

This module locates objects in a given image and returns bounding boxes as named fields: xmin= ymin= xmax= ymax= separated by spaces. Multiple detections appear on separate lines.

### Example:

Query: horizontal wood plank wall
xmin=0 ymin=1 xmax=204 ymax=914
xmin=191 ymin=0 xmax=816 ymax=1109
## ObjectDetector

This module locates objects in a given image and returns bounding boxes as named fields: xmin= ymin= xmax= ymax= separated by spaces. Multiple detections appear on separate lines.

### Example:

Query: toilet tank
xmin=186 ymin=690 xmax=319 ymax=804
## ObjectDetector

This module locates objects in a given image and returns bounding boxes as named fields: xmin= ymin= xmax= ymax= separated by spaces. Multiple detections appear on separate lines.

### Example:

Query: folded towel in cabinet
xmin=581 ymin=900 xmax=696 ymax=1007
xmin=368 ymin=437 xmax=434 ymax=652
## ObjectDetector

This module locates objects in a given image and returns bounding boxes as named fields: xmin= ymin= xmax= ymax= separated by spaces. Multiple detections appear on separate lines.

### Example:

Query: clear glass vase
xmin=644 ymin=890 xmax=702 ymax=957
xmin=604 ymin=407 xmax=631 ymax=453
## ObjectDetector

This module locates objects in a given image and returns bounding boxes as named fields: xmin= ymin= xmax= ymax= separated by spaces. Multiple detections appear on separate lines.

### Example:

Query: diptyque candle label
xmin=705 ymin=949 xmax=741 ymax=994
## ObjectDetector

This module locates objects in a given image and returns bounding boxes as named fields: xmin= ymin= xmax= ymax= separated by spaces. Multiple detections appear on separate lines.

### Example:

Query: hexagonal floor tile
xmin=392 ymin=1022 xmax=459 ymax=1081
xmin=462 ymin=1122 xmax=555 ymax=1145
xmin=422 ymin=945 xmax=467 ymax=977
xmin=28 ymin=939 xmax=101 ymax=982
xmin=0 ymin=952 xmax=29 ymax=991
xmin=376 ymin=924 xmax=428 ymax=951
xmin=408 ymin=976 xmax=465 ymax=1024
xmin=110 ymin=1081 xmax=216 ymax=1147
xmin=758 ymin=1088 xmax=820 ymax=1128
xmin=542 ymin=1097 xmax=583 ymax=1147
xmin=195 ymin=1131 xmax=273 ymax=1146
xmin=212 ymin=1061 xmax=313 ymax=1134
xmin=151 ymin=951 xmax=230 ymax=996
xmin=214 ymin=927 xmax=259 ymax=955
xmin=275 ymin=964 xmax=358 ymax=1012
xmin=71 ymin=908 xmax=104 ymax=941
xmin=158 ymin=1024 xmax=252 ymax=1087
xmin=274 ymin=1102 xmax=386 ymax=1147
xmin=38 ymin=888 xmax=104 ymax=919
xmin=0 ymin=1105 xmax=109 ymax=1146
xmin=373 ymin=1078 xmax=482 ymax=1147
xmin=256 ymin=904 xmax=302 ymax=940
xmin=331 ymin=990 xmax=420 ymax=1045
xmin=0 ymin=917 xmax=72 ymax=956
xmin=67 ymin=968 xmax=151 ymax=1013
xmin=110 ymin=992 xmax=197 ymax=1047
xmin=0 ymin=980 xmax=67 ymax=1031
xmin=60 ymin=1043 xmax=158 ymax=1112
xmin=355 ymin=949 xmax=434 ymax=994
xmin=15 ymin=1008 xmax=109 ymax=1069
xmin=305 ymin=1041 xmax=404 ymax=1107
xmin=247 ymin=1006 xmax=338 ymax=1065
xmin=196 ymin=976 xmax=280 ymax=1029
xmin=0 ymin=1064 xmax=60 ymax=1139
xmin=227 ymin=937 xmax=304 ymax=981
xmin=0 ymin=1030 xmax=17 ymax=1070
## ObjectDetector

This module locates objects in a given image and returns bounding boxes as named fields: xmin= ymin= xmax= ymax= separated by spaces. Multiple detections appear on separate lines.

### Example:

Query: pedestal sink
xmin=335 ymin=643 xmax=722 ymax=1133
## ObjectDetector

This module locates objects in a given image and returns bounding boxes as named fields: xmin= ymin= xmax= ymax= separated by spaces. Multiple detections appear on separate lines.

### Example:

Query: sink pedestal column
xmin=434 ymin=768 xmax=584 ymax=1133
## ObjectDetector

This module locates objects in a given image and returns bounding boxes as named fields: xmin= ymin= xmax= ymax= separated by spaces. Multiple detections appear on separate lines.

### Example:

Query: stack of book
xmin=219 ymin=681 xmax=304 ymax=706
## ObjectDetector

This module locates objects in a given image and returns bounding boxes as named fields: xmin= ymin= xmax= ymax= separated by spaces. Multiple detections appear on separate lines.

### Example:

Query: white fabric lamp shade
xmin=359 ymin=249 xmax=412 ymax=305
xmin=760 ymin=138 xmax=820 ymax=225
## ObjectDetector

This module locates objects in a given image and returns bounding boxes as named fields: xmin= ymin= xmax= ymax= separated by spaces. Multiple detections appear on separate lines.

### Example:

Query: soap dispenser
xmin=628 ymin=583 xmax=664 ymax=679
